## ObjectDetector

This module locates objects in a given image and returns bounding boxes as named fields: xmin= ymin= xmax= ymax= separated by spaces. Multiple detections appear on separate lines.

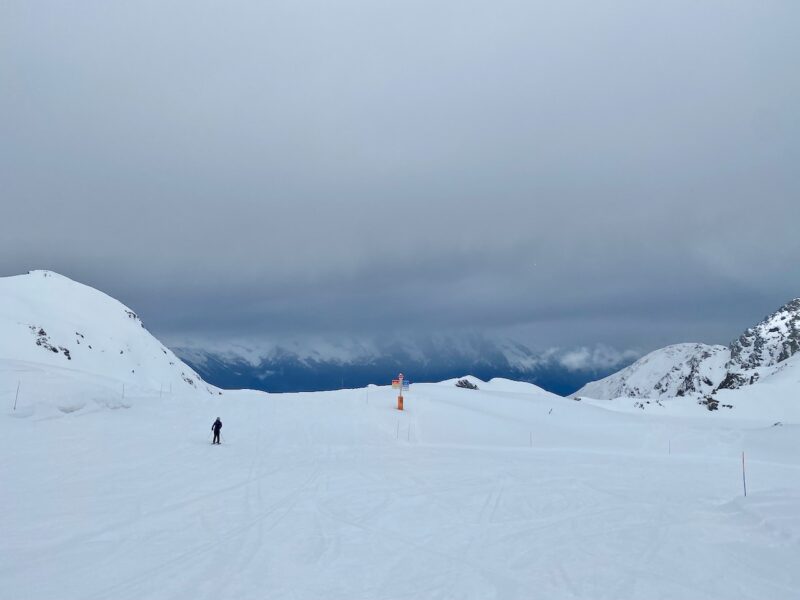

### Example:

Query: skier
xmin=211 ymin=417 xmax=222 ymax=444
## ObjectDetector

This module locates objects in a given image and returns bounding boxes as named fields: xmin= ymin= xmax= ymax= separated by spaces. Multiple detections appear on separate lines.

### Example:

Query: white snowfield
xmin=1 ymin=272 xmax=799 ymax=599
xmin=3 ymin=374 xmax=800 ymax=600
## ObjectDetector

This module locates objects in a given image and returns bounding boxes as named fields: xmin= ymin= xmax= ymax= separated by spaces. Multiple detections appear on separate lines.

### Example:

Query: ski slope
xmin=2 ymin=376 xmax=799 ymax=600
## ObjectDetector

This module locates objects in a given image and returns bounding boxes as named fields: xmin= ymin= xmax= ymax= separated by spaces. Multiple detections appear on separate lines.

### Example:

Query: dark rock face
xmin=676 ymin=355 xmax=714 ymax=396
xmin=724 ymin=298 xmax=800 ymax=387
xmin=716 ymin=372 xmax=748 ymax=390
xmin=455 ymin=378 xmax=479 ymax=390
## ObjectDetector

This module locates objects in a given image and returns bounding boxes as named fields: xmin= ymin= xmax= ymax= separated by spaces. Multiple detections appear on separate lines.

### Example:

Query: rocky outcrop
xmin=728 ymin=299 xmax=800 ymax=370
xmin=576 ymin=298 xmax=800 ymax=399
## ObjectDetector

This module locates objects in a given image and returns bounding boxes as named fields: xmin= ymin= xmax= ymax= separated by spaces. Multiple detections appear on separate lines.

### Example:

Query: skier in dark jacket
xmin=211 ymin=417 xmax=222 ymax=444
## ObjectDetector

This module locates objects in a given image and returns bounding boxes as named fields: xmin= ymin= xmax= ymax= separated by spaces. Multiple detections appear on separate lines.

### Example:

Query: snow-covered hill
xmin=575 ymin=343 xmax=729 ymax=400
xmin=0 ymin=270 xmax=217 ymax=416
xmin=576 ymin=298 xmax=800 ymax=400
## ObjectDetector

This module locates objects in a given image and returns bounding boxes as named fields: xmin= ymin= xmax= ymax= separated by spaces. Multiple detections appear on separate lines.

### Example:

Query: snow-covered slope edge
xmin=1 ymin=270 xmax=218 ymax=417
xmin=576 ymin=297 xmax=800 ymax=401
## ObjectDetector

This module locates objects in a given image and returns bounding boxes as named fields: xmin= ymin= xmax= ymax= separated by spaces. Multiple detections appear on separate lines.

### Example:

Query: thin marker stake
xmin=14 ymin=381 xmax=20 ymax=411
xmin=396 ymin=421 xmax=400 ymax=440
xmin=742 ymin=451 xmax=747 ymax=497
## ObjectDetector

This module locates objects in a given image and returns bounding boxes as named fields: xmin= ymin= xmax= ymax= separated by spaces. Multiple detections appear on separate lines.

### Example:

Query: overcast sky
xmin=2 ymin=1 xmax=798 ymax=362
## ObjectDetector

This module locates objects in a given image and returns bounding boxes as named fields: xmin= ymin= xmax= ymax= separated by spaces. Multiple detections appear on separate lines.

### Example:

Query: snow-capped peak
xmin=576 ymin=297 xmax=800 ymax=400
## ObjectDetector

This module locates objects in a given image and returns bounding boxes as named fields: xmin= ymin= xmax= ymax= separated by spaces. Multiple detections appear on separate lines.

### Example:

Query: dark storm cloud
xmin=1 ymin=0 xmax=798 ymax=354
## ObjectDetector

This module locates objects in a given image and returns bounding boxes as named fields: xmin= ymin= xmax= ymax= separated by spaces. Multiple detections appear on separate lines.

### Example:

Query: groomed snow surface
xmin=2 ymin=373 xmax=799 ymax=600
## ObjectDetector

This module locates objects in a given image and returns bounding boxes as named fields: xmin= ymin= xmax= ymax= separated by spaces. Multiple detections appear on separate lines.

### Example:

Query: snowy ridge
xmin=0 ymin=270 xmax=217 ymax=416
xmin=172 ymin=334 xmax=551 ymax=371
xmin=576 ymin=343 xmax=730 ymax=399
xmin=577 ymin=297 xmax=800 ymax=400
xmin=174 ymin=337 xmax=383 ymax=368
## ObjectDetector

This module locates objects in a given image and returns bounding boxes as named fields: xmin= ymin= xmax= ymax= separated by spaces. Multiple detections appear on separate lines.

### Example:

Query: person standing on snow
xmin=211 ymin=417 xmax=222 ymax=444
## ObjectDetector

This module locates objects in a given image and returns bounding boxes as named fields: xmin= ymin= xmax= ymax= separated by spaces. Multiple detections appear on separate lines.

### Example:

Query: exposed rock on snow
xmin=729 ymin=298 xmax=800 ymax=369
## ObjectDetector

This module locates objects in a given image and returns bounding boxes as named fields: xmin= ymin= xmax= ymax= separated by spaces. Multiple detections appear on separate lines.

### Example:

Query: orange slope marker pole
xmin=397 ymin=373 xmax=404 ymax=411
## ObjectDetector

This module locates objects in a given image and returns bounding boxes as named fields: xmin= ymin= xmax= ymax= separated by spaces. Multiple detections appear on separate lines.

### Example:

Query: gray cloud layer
xmin=2 ymin=1 xmax=798 ymax=354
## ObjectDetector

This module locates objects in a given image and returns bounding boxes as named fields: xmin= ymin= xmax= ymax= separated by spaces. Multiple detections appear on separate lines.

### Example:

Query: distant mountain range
xmin=173 ymin=337 xmax=637 ymax=396
xmin=3 ymin=270 xmax=798 ymax=410
xmin=576 ymin=298 xmax=800 ymax=399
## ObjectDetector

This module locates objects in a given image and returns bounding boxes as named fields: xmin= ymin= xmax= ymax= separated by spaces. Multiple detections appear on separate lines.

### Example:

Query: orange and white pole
xmin=397 ymin=373 xmax=404 ymax=411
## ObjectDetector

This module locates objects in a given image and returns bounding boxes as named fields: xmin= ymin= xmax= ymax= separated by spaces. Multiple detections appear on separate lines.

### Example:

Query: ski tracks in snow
xmin=86 ymin=459 xmax=323 ymax=600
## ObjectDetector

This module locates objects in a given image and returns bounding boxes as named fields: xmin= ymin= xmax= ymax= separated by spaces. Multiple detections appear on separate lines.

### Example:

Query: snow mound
xmin=483 ymin=377 xmax=551 ymax=393
xmin=0 ymin=270 xmax=217 ymax=416
xmin=437 ymin=375 xmax=486 ymax=388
